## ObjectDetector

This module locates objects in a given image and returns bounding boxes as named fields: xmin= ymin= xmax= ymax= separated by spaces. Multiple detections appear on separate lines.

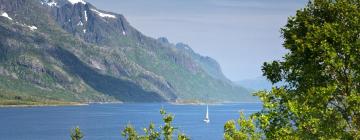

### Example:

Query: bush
xmin=121 ymin=108 xmax=190 ymax=140
xmin=70 ymin=126 xmax=84 ymax=140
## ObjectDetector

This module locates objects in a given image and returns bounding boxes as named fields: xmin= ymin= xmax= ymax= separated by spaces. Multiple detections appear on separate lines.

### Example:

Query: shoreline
xmin=0 ymin=103 xmax=89 ymax=108
xmin=0 ymin=101 xmax=261 ymax=108
xmin=170 ymin=101 xmax=262 ymax=106
xmin=0 ymin=101 xmax=123 ymax=108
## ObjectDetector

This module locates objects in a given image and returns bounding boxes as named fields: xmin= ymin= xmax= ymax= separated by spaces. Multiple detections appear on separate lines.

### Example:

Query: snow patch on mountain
xmin=28 ymin=25 xmax=38 ymax=31
xmin=1 ymin=12 xmax=13 ymax=20
xmin=15 ymin=21 xmax=38 ymax=31
xmin=68 ymin=0 xmax=86 ymax=5
xmin=84 ymin=10 xmax=88 ymax=21
xmin=47 ymin=1 xmax=57 ymax=7
xmin=91 ymin=9 xmax=116 ymax=19
xmin=77 ymin=21 xmax=83 ymax=26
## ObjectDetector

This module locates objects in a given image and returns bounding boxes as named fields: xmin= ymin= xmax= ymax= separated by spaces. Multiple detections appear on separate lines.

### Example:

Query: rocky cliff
xmin=0 ymin=0 xmax=256 ymax=104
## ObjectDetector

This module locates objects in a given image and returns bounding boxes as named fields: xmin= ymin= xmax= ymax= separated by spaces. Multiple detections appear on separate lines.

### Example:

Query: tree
xmin=122 ymin=124 xmax=140 ymax=140
xmin=70 ymin=126 xmax=84 ymax=140
xmin=224 ymin=112 xmax=261 ymax=140
xmin=121 ymin=108 xmax=190 ymax=140
xmin=253 ymin=0 xmax=360 ymax=139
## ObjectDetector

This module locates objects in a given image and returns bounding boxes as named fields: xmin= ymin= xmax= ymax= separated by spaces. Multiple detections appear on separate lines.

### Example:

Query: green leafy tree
xmin=250 ymin=0 xmax=360 ymax=139
xmin=70 ymin=126 xmax=84 ymax=140
xmin=143 ymin=123 xmax=161 ymax=140
xmin=122 ymin=124 xmax=140 ymax=140
xmin=121 ymin=108 xmax=190 ymax=140
xmin=224 ymin=112 xmax=261 ymax=140
xmin=177 ymin=133 xmax=190 ymax=140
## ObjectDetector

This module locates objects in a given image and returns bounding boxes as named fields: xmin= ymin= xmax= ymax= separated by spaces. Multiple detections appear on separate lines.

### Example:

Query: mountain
xmin=236 ymin=76 xmax=284 ymax=91
xmin=0 ymin=0 xmax=256 ymax=105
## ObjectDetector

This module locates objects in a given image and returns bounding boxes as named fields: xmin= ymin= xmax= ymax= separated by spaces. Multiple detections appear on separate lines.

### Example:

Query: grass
xmin=0 ymin=89 xmax=82 ymax=106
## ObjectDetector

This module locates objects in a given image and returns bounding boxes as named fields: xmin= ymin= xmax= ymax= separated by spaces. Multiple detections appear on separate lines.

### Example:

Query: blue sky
xmin=87 ymin=0 xmax=308 ymax=81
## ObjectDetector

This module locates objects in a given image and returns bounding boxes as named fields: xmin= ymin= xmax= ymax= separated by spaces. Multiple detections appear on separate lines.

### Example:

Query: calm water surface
xmin=0 ymin=103 xmax=261 ymax=140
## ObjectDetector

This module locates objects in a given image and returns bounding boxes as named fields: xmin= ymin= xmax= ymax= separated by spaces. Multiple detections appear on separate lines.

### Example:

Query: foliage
xmin=122 ymin=124 xmax=140 ymax=140
xmin=70 ymin=126 xmax=84 ymax=140
xmin=244 ymin=0 xmax=360 ymax=139
xmin=223 ymin=0 xmax=360 ymax=139
xmin=224 ymin=112 xmax=262 ymax=140
xmin=122 ymin=108 xmax=190 ymax=140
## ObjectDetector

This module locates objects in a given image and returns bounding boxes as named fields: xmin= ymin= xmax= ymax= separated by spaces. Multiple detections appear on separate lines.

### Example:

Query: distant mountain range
xmin=235 ymin=76 xmax=284 ymax=91
xmin=0 ymin=0 xmax=257 ymax=104
xmin=235 ymin=77 xmax=272 ymax=91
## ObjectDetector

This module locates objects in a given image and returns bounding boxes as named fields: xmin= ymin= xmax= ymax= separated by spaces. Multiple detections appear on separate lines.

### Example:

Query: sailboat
xmin=204 ymin=105 xmax=210 ymax=123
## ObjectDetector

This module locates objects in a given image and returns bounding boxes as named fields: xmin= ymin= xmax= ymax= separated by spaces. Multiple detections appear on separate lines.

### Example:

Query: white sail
xmin=204 ymin=105 xmax=210 ymax=123
xmin=206 ymin=105 xmax=209 ymax=119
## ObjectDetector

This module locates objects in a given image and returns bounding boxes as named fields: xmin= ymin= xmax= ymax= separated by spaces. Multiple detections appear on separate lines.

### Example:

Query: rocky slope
xmin=0 ymin=0 xmax=256 ymax=104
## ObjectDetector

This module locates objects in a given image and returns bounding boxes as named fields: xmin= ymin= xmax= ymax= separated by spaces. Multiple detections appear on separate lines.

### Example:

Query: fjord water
xmin=0 ymin=103 xmax=261 ymax=140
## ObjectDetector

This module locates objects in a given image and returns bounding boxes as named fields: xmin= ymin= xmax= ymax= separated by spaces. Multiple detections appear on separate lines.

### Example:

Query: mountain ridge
xmin=0 ymin=0 xmax=257 ymax=104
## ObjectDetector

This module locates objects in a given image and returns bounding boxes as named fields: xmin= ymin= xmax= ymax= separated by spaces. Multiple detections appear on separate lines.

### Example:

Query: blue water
xmin=0 ymin=103 xmax=261 ymax=140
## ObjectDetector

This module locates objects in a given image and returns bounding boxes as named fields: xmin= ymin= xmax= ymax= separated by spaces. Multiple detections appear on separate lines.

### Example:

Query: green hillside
xmin=0 ymin=0 xmax=257 ymax=105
